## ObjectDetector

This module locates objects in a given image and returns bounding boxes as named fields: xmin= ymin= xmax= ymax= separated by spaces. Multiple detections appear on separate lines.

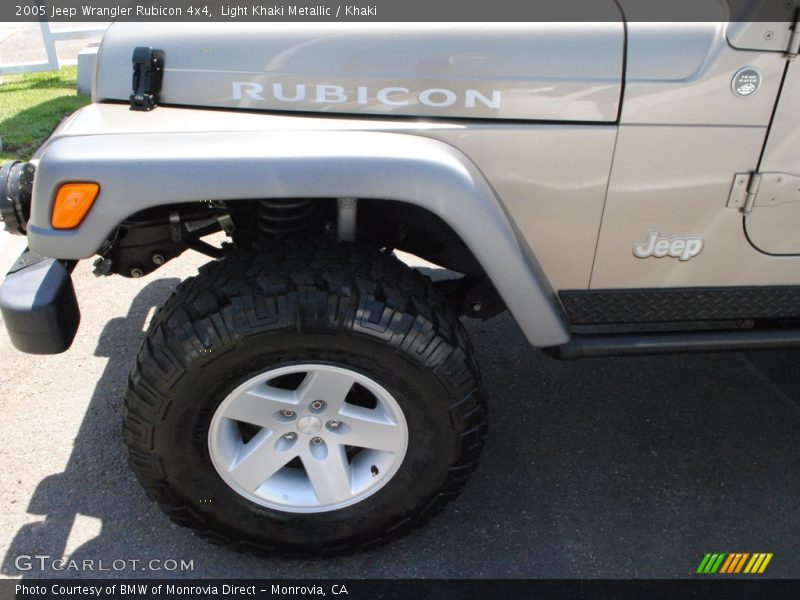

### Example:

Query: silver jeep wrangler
xmin=2 ymin=12 xmax=800 ymax=554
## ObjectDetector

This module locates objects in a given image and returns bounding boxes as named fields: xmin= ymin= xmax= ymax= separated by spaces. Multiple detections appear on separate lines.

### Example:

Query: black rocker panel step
xmin=559 ymin=286 xmax=800 ymax=326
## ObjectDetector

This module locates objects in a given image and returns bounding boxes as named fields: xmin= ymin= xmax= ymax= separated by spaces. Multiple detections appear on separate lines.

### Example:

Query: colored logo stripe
xmin=697 ymin=553 xmax=726 ymax=574
xmin=697 ymin=553 xmax=773 ymax=574
xmin=744 ymin=553 xmax=773 ymax=574
xmin=719 ymin=553 xmax=749 ymax=573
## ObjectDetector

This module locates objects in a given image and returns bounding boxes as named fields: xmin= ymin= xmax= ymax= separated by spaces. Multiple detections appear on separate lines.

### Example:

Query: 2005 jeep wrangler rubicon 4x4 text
xmin=3 ymin=6 xmax=800 ymax=554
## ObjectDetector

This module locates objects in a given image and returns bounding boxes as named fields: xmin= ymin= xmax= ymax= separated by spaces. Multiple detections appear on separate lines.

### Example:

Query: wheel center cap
xmin=297 ymin=416 xmax=322 ymax=435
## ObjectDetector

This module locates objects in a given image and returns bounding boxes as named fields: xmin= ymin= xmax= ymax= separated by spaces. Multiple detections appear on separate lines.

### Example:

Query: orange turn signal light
xmin=52 ymin=183 xmax=100 ymax=229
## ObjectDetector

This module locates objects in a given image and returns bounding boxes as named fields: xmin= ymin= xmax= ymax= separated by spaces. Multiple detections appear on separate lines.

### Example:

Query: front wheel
xmin=123 ymin=243 xmax=486 ymax=555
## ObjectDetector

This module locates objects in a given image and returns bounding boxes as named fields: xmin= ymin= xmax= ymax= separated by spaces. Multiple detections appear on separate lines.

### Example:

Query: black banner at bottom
xmin=3 ymin=579 xmax=800 ymax=600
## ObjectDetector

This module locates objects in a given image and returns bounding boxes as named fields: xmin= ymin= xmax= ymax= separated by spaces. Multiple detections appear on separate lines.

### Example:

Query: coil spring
xmin=256 ymin=198 xmax=314 ymax=237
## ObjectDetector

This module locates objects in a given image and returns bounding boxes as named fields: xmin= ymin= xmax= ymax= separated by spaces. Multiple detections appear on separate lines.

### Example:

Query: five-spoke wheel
xmin=208 ymin=364 xmax=409 ymax=513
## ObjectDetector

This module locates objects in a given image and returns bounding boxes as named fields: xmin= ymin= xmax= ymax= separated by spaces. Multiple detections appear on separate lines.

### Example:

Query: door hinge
xmin=728 ymin=172 xmax=762 ymax=214
xmin=130 ymin=46 xmax=165 ymax=111
xmin=788 ymin=16 xmax=800 ymax=58
xmin=728 ymin=172 xmax=800 ymax=214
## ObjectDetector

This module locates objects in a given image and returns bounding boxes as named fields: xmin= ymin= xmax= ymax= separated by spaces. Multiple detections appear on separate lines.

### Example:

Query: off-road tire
xmin=123 ymin=242 xmax=486 ymax=555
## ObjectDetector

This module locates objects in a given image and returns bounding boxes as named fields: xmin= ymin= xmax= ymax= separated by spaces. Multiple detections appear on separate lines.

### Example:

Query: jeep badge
xmin=633 ymin=232 xmax=704 ymax=261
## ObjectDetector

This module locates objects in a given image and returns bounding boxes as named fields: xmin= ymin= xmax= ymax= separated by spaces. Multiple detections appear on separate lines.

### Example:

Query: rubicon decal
xmin=233 ymin=82 xmax=502 ymax=109
xmin=633 ymin=232 xmax=704 ymax=261
xmin=696 ymin=553 xmax=773 ymax=574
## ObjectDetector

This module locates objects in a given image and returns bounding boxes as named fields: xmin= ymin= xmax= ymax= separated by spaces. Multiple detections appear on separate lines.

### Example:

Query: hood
xmin=95 ymin=19 xmax=624 ymax=122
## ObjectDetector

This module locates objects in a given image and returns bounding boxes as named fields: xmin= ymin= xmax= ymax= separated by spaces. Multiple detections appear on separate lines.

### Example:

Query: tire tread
xmin=124 ymin=241 xmax=486 ymax=555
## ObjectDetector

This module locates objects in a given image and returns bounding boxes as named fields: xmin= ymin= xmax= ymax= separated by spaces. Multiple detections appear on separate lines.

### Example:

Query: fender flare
xmin=27 ymin=129 xmax=569 ymax=347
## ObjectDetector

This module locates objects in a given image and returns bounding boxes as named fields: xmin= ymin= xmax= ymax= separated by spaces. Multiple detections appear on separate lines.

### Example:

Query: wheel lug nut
xmin=311 ymin=437 xmax=323 ymax=445
xmin=282 ymin=409 xmax=295 ymax=418
xmin=310 ymin=400 xmax=326 ymax=411
xmin=284 ymin=432 xmax=296 ymax=440
xmin=328 ymin=420 xmax=340 ymax=429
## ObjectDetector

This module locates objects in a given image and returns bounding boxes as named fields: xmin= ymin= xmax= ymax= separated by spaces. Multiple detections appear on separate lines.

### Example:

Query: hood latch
xmin=130 ymin=46 xmax=165 ymax=111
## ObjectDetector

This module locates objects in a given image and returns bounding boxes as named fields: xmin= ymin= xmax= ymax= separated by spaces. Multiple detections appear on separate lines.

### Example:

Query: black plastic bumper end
xmin=0 ymin=250 xmax=80 ymax=354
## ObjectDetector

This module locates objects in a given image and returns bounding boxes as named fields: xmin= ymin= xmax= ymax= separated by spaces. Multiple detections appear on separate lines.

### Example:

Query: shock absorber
xmin=256 ymin=198 xmax=314 ymax=238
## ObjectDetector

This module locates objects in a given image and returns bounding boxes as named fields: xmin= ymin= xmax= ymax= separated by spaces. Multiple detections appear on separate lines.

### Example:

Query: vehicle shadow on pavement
xmin=1 ymin=278 xmax=180 ymax=579
xmin=2 ymin=275 xmax=800 ymax=578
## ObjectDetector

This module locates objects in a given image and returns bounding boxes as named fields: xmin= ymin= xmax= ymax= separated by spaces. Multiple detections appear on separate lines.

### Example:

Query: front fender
xmin=28 ymin=127 xmax=569 ymax=347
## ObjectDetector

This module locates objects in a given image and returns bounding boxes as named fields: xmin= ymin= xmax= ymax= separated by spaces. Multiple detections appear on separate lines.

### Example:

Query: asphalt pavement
xmin=1 ymin=233 xmax=799 ymax=579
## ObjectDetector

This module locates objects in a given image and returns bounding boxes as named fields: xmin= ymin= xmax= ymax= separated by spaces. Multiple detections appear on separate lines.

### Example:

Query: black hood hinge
xmin=130 ymin=46 xmax=165 ymax=111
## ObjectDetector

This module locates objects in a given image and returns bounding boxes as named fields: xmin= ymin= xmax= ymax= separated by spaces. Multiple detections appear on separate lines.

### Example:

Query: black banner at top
xmin=2 ymin=0 xmax=800 ymax=22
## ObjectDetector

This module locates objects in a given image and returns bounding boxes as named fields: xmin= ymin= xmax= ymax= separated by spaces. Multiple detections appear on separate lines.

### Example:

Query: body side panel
xmin=589 ymin=125 xmax=800 ymax=289
xmin=591 ymin=18 xmax=800 ymax=289
xmin=427 ymin=128 xmax=617 ymax=290
xmin=622 ymin=22 xmax=785 ymax=126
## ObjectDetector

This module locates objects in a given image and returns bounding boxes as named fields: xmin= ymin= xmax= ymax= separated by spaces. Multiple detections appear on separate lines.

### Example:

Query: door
xmin=744 ymin=58 xmax=800 ymax=255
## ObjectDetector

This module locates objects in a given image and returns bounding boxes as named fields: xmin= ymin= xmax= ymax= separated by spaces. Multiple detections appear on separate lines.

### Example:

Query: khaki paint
xmin=590 ymin=125 xmax=800 ymax=289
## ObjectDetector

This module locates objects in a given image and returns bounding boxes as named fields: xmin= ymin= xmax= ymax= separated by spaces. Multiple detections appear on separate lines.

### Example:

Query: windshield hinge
xmin=130 ymin=47 xmax=165 ymax=111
